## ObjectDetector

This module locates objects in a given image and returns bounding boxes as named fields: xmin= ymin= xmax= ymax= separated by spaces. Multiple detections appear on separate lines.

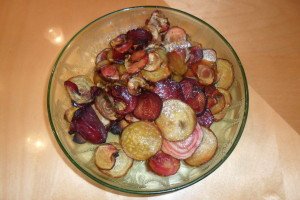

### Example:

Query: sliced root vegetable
xmin=130 ymin=50 xmax=147 ymax=62
xmin=112 ymin=49 xmax=126 ymax=64
xmin=180 ymin=78 xmax=203 ymax=99
xmin=213 ymin=88 xmax=232 ymax=121
xmin=188 ymin=46 xmax=203 ymax=66
xmin=95 ymin=48 xmax=110 ymax=64
xmin=162 ymin=123 xmax=203 ymax=159
xmin=125 ymin=55 xmax=149 ymax=74
xmin=153 ymin=79 xmax=184 ymax=100
xmin=95 ymin=143 xmax=118 ymax=170
xmin=133 ymin=92 xmax=162 ymax=121
xmin=95 ymin=92 xmax=118 ymax=121
xmin=202 ymin=49 xmax=217 ymax=63
xmin=167 ymin=49 xmax=187 ymax=75
xmin=148 ymin=151 xmax=180 ymax=176
xmin=64 ymin=75 xmax=94 ymax=104
xmin=184 ymin=68 xmax=196 ymax=78
xmin=144 ymin=51 xmax=162 ymax=71
xmin=184 ymin=88 xmax=206 ymax=115
xmin=216 ymin=59 xmax=234 ymax=89
xmin=115 ymin=40 xmax=133 ymax=54
xmin=156 ymin=99 xmax=196 ymax=141
xmin=185 ymin=127 xmax=217 ymax=166
xmin=69 ymin=105 xmax=107 ymax=144
xmin=197 ymin=109 xmax=214 ymax=128
xmin=110 ymin=34 xmax=126 ymax=49
xmin=192 ymin=64 xmax=215 ymax=85
xmin=127 ymin=76 xmax=149 ymax=96
xmin=141 ymin=63 xmax=171 ymax=82
xmin=146 ymin=10 xmax=170 ymax=33
xmin=100 ymin=64 xmax=120 ymax=81
xmin=101 ymin=143 xmax=133 ymax=178
xmin=121 ymin=121 xmax=162 ymax=160
xmin=164 ymin=26 xmax=187 ymax=44
xmin=126 ymin=28 xmax=153 ymax=46
xmin=146 ymin=24 xmax=161 ymax=43
xmin=210 ymin=93 xmax=225 ymax=115
xmin=93 ymin=71 xmax=108 ymax=89
xmin=110 ymin=85 xmax=137 ymax=115
xmin=163 ymin=27 xmax=191 ymax=52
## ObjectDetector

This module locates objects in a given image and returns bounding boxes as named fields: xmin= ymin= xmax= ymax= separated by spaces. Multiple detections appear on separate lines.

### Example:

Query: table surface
xmin=1 ymin=0 xmax=300 ymax=199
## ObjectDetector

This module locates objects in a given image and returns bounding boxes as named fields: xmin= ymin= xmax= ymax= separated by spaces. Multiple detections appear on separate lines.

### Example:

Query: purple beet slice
xmin=69 ymin=105 xmax=107 ymax=144
xmin=110 ymin=85 xmax=138 ymax=115
xmin=197 ymin=109 xmax=214 ymax=128
xmin=153 ymin=79 xmax=184 ymax=100
xmin=126 ymin=28 xmax=153 ymax=46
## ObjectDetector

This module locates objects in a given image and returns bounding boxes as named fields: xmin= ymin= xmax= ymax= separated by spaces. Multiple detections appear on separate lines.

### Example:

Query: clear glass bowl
xmin=47 ymin=6 xmax=249 ymax=194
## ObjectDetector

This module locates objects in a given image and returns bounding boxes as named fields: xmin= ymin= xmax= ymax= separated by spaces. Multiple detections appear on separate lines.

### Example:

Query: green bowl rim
xmin=47 ymin=5 xmax=249 ymax=195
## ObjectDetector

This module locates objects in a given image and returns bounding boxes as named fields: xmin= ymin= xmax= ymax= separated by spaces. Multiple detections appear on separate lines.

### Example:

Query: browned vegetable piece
xmin=141 ymin=63 xmax=171 ymax=82
xmin=213 ymin=88 xmax=232 ymax=121
xmin=100 ymin=143 xmax=133 ymax=178
xmin=64 ymin=107 xmax=78 ymax=123
xmin=163 ymin=26 xmax=191 ymax=52
xmin=144 ymin=51 xmax=162 ymax=71
xmin=185 ymin=127 xmax=218 ymax=166
xmin=146 ymin=10 xmax=170 ymax=33
xmin=95 ymin=92 xmax=118 ymax=121
xmin=216 ymin=59 xmax=234 ymax=89
xmin=167 ymin=49 xmax=187 ymax=75
xmin=64 ymin=75 xmax=94 ymax=104
xmin=192 ymin=63 xmax=215 ymax=85
xmin=210 ymin=92 xmax=226 ymax=115
xmin=95 ymin=143 xmax=118 ymax=170
xmin=127 ymin=76 xmax=150 ymax=96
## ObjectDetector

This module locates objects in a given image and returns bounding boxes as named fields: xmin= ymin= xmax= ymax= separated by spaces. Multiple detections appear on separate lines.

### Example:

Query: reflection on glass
xmin=45 ymin=27 xmax=64 ymax=45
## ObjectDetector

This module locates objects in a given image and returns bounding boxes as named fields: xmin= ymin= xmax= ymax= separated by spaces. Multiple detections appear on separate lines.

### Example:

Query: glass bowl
xmin=47 ymin=6 xmax=249 ymax=195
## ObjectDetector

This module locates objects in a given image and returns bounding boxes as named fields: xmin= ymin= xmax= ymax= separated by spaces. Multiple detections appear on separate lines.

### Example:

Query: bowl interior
xmin=48 ymin=6 xmax=248 ymax=194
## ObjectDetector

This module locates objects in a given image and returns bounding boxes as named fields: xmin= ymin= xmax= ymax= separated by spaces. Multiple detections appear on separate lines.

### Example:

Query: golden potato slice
xmin=156 ymin=100 xmax=196 ymax=141
xmin=213 ymin=88 xmax=232 ymax=121
xmin=101 ymin=143 xmax=133 ymax=178
xmin=216 ymin=59 xmax=234 ymax=89
xmin=121 ymin=121 xmax=162 ymax=160
xmin=185 ymin=127 xmax=217 ymax=166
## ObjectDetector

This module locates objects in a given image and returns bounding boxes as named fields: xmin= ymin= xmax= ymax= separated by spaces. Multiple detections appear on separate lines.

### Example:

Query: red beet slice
xmin=112 ymin=49 xmax=125 ymax=63
xmin=110 ymin=85 xmax=137 ymax=115
xmin=127 ymin=28 xmax=152 ymax=46
xmin=188 ymin=46 xmax=203 ymax=66
xmin=148 ymin=151 xmax=180 ymax=176
xmin=204 ymin=85 xmax=221 ymax=108
xmin=180 ymin=78 xmax=203 ymax=99
xmin=64 ymin=80 xmax=80 ymax=95
xmin=130 ymin=50 xmax=147 ymax=62
xmin=153 ymin=79 xmax=184 ymax=100
xmin=69 ymin=106 xmax=107 ymax=144
xmin=115 ymin=41 xmax=133 ymax=54
xmin=197 ymin=109 xmax=214 ymax=128
xmin=133 ymin=92 xmax=162 ymax=121
xmin=95 ymin=48 xmax=110 ymax=64
xmin=126 ymin=56 xmax=149 ymax=74
xmin=185 ymin=88 xmax=206 ymax=115
xmin=100 ymin=64 xmax=119 ymax=80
